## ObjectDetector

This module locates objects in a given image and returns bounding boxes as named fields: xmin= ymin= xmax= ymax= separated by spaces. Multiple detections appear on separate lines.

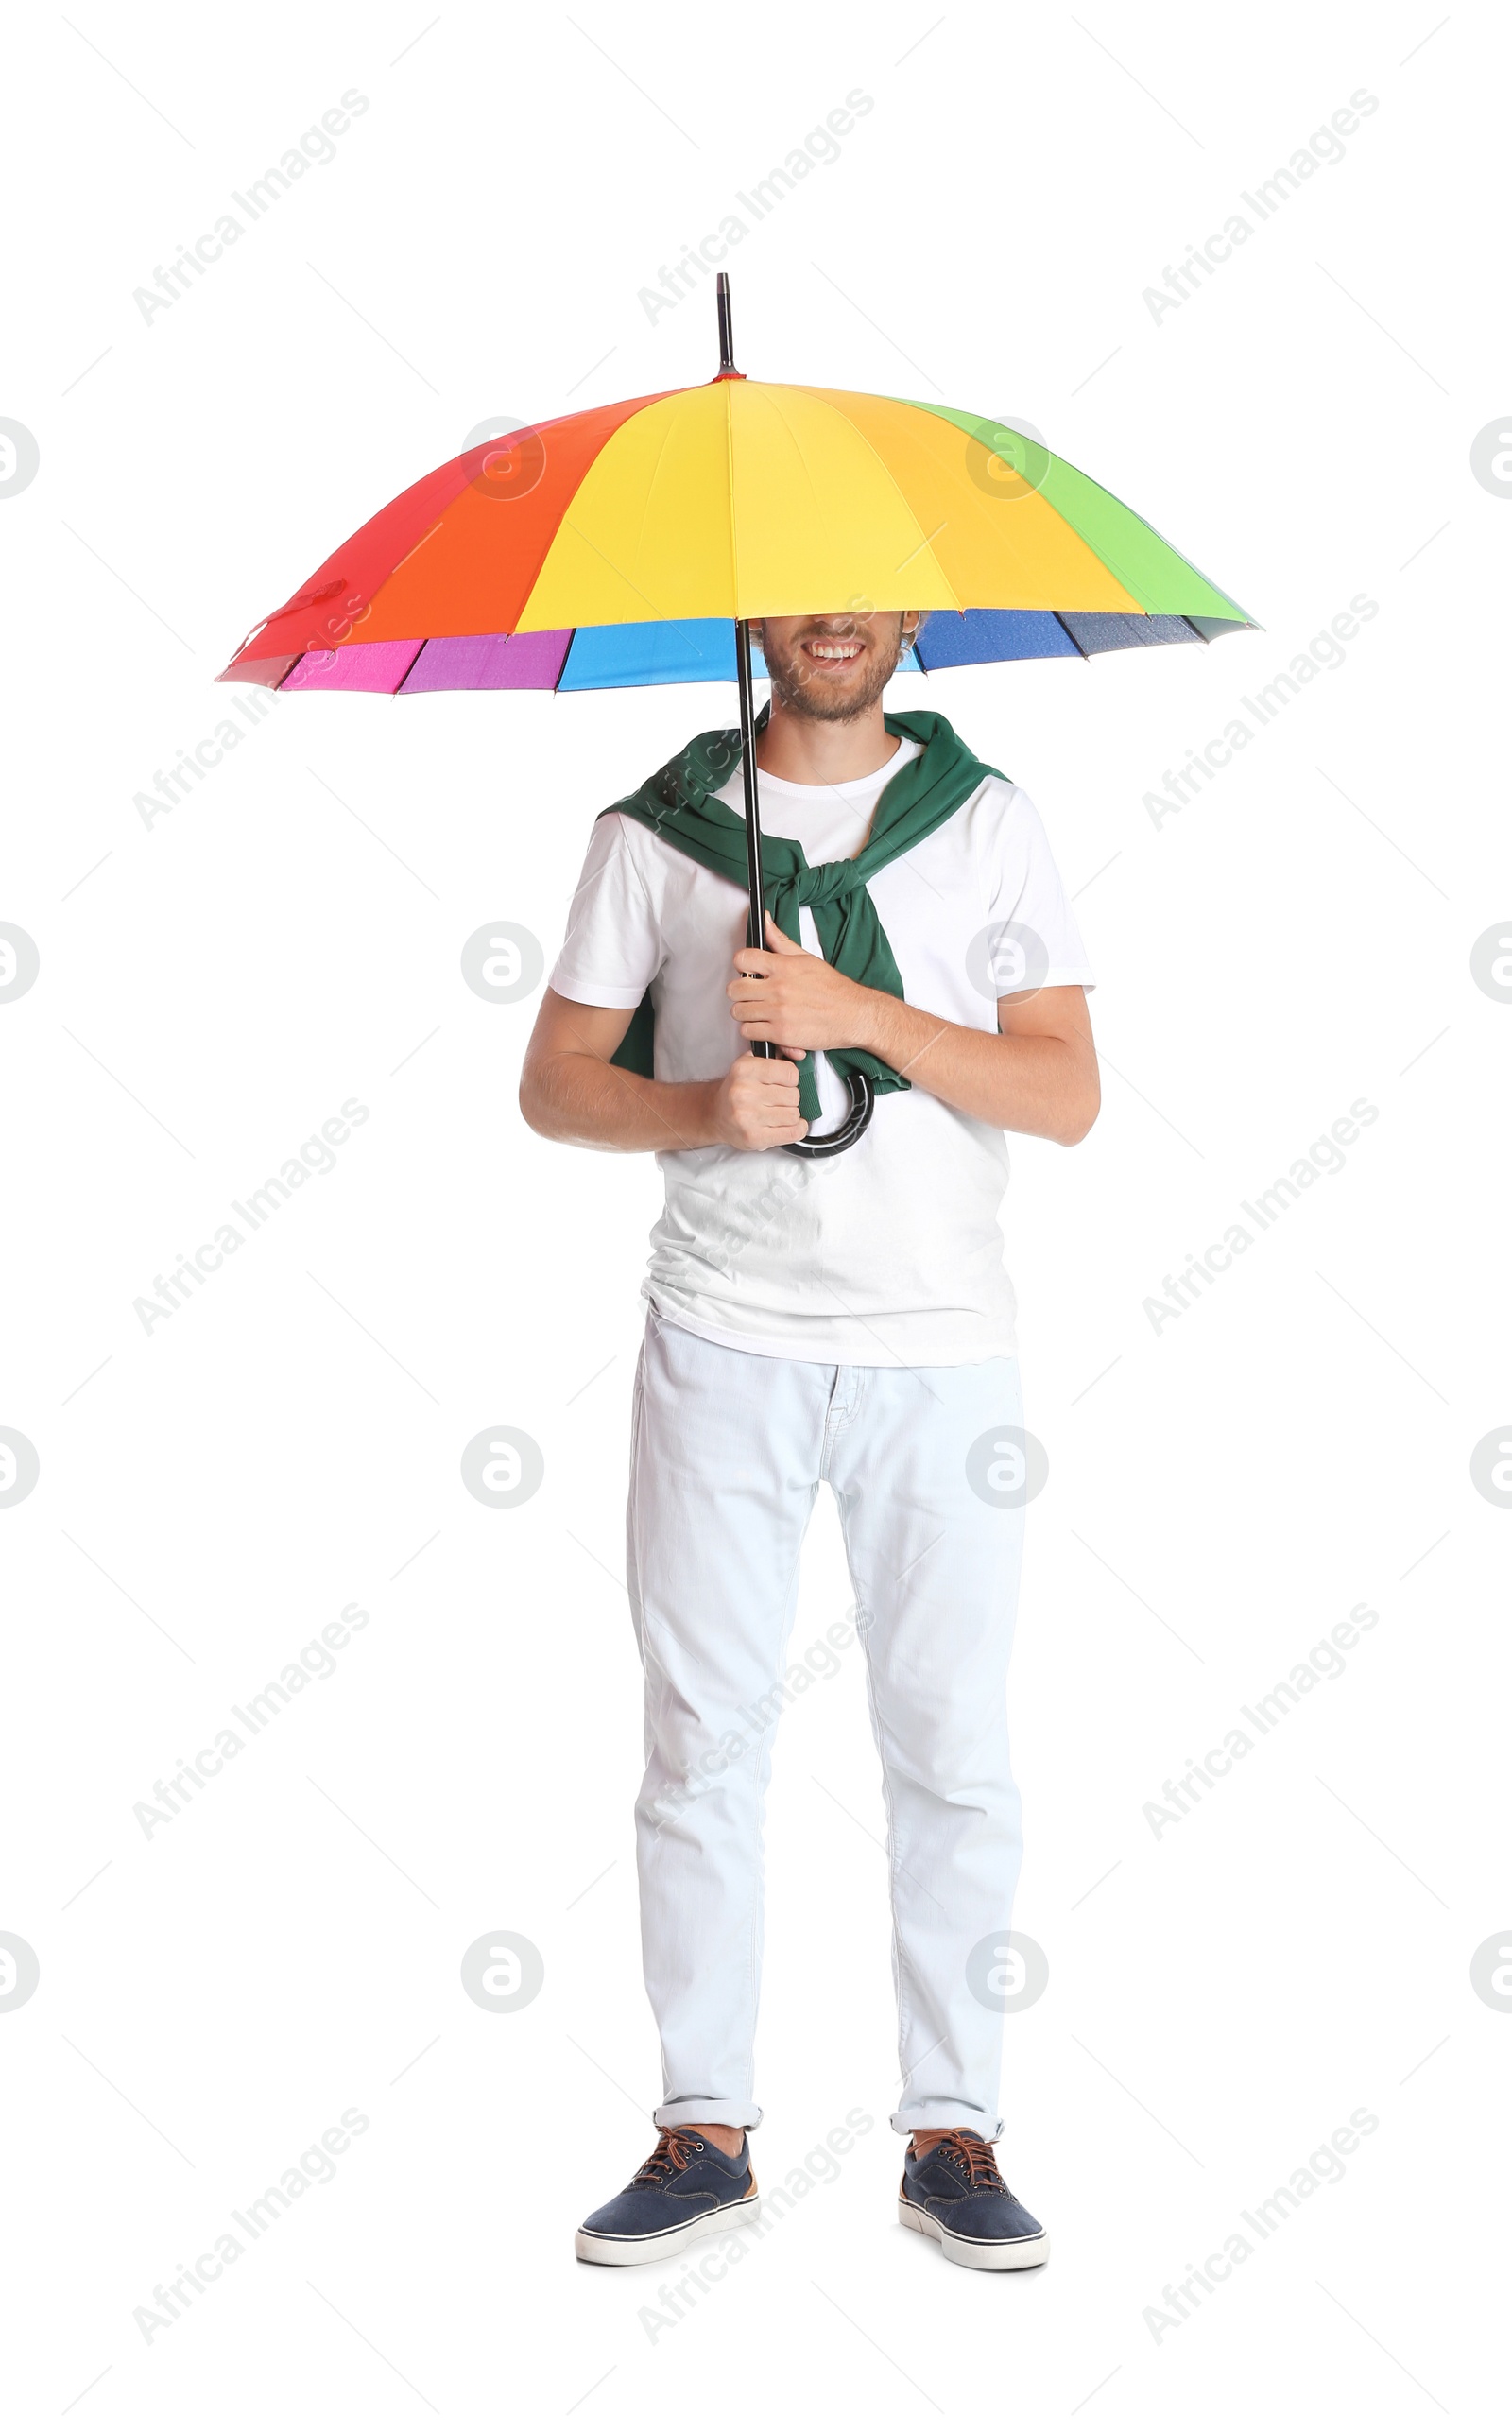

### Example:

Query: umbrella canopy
xmin=218 ymin=276 xmax=1253 ymax=1158
xmin=218 ymin=380 xmax=1254 ymax=697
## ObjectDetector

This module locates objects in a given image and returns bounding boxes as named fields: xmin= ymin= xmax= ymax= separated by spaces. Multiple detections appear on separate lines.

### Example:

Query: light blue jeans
xmin=627 ymin=1310 xmax=1026 ymax=2139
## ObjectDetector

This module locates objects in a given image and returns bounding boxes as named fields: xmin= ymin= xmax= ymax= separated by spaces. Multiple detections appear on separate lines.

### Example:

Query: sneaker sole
xmin=898 ymin=2194 xmax=1050 ymax=2272
xmin=576 ymin=2189 xmax=761 ymax=2268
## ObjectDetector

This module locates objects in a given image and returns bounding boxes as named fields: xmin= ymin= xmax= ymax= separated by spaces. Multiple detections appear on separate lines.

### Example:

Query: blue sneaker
xmin=899 ymin=2131 xmax=1049 ymax=2270
xmin=576 ymin=2129 xmax=760 ymax=2267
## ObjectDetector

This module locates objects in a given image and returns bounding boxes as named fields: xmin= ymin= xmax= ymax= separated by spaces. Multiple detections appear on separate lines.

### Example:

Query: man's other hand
xmin=728 ymin=914 xmax=870 ymax=1059
xmin=712 ymin=1047 xmax=809 ymax=1150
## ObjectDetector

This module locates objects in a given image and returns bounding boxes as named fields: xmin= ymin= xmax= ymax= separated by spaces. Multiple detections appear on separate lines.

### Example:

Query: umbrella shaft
xmin=734 ymin=618 xmax=775 ymax=1061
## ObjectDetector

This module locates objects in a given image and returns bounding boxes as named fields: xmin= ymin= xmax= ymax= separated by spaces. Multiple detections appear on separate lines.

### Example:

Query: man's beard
xmin=765 ymin=622 xmax=908 ymax=723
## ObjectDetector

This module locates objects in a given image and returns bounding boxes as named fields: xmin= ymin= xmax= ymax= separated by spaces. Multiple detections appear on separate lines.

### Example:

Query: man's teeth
xmin=806 ymin=641 xmax=862 ymax=660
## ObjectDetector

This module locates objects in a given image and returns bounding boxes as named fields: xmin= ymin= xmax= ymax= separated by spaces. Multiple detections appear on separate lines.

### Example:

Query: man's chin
xmin=783 ymin=692 xmax=876 ymax=724
xmin=772 ymin=659 xmax=896 ymax=722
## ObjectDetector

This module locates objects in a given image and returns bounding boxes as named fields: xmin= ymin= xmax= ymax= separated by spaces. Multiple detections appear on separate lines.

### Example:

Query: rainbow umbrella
xmin=220 ymin=277 xmax=1252 ymax=1154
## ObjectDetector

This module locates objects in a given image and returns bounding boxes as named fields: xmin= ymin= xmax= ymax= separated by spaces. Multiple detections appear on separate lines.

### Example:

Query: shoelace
xmin=630 ymin=2129 xmax=706 ymax=2185
xmin=928 ymin=2130 xmax=1009 ymax=2192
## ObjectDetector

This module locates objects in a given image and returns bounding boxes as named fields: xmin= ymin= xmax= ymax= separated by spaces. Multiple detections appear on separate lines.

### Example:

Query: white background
xmin=3 ymin=1 xmax=1507 ymax=2423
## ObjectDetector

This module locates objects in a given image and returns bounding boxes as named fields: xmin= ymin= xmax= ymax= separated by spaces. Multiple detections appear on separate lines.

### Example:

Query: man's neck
xmin=755 ymin=699 xmax=899 ymax=787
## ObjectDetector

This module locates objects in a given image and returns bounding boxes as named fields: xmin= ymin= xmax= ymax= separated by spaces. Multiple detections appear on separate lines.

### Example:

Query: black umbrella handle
xmin=782 ymin=1067 xmax=875 ymax=1159
xmin=733 ymin=615 xmax=871 ymax=1161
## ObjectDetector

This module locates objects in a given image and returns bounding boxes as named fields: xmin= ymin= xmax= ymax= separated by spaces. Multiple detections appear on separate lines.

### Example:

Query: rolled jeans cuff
xmin=655 ymin=2098 xmax=764 ymax=2130
xmin=890 ymin=2103 xmax=1005 ymax=2139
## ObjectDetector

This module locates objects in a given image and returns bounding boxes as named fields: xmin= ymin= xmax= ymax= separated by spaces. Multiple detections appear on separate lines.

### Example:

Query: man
xmin=521 ymin=608 xmax=1098 ymax=2272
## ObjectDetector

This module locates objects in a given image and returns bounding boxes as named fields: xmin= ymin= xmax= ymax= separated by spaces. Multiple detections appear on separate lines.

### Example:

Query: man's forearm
xmin=729 ymin=920 xmax=1098 ymax=1147
xmin=854 ymin=991 xmax=1099 ymax=1145
xmin=521 ymin=1049 xmax=721 ymax=1152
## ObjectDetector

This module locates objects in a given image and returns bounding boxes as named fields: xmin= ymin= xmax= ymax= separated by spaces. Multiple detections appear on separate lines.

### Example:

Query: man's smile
xmin=799 ymin=633 xmax=866 ymax=664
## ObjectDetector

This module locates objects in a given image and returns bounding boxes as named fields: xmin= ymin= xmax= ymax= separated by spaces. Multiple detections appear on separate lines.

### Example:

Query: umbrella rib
xmin=723 ymin=378 xmax=742 ymax=626
xmin=388 ymin=519 xmax=445 ymax=578
xmin=509 ymin=499 xmax=580 ymax=639
xmin=622 ymin=397 xmax=688 ymax=618
xmin=782 ymin=387 xmax=965 ymax=613
xmin=387 ymin=640 xmax=428 ymax=693
xmin=501 ymin=394 xmax=674 ymax=646
xmin=1060 ymin=474 xmax=1248 ymax=620
xmin=898 ymin=397 xmax=1250 ymax=623
xmin=1052 ymin=611 xmax=1091 ymax=660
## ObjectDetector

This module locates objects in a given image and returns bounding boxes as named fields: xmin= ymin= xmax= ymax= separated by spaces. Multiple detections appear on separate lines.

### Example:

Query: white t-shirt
xmin=549 ymin=735 xmax=1095 ymax=1366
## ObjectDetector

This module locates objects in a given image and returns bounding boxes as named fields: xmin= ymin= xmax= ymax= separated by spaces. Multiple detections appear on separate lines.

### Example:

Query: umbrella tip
xmin=714 ymin=272 xmax=742 ymax=380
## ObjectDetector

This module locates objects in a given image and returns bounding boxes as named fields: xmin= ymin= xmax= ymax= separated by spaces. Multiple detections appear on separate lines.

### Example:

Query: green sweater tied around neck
xmin=602 ymin=704 xmax=1004 ymax=1126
